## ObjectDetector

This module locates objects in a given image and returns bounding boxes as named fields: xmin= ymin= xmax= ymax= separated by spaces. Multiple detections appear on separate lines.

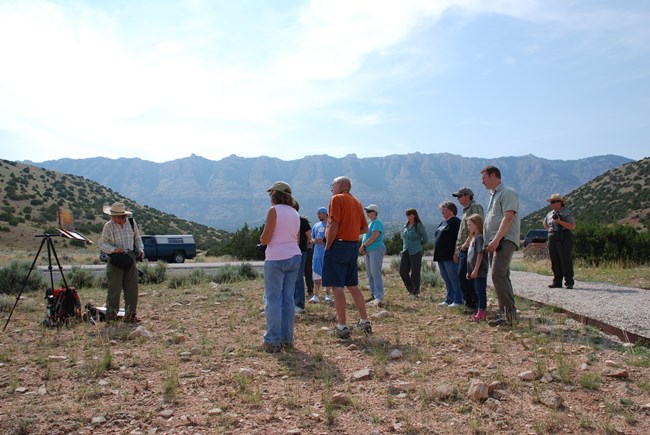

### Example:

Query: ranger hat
xmin=103 ymin=202 xmax=132 ymax=216
xmin=452 ymin=187 xmax=473 ymax=198
xmin=266 ymin=181 xmax=292 ymax=194
xmin=546 ymin=193 xmax=566 ymax=203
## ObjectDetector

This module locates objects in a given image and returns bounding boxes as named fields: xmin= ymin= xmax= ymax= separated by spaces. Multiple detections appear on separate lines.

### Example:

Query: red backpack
xmin=44 ymin=286 xmax=82 ymax=327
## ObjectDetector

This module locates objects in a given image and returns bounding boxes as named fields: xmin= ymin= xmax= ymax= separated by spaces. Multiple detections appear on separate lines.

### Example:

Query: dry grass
xmin=0 ymin=269 xmax=649 ymax=434
xmin=513 ymin=257 xmax=650 ymax=289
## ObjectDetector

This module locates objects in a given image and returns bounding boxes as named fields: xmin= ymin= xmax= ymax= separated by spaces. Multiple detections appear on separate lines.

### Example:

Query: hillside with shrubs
xmin=522 ymin=157 xmax=650 ymax=232
xmin=0 ymin=159 xmax=228 ymax=252
xmin=521 ymin=157 xmax=650 ymax=266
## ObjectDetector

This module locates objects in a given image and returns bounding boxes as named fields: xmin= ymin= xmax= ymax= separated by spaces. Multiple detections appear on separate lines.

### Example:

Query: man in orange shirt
xmin=323 ymin=176 xmax=371 ymax=340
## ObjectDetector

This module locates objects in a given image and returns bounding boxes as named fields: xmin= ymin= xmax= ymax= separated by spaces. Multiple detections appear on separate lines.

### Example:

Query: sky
xmin=0 ymin=0 xmax=649 ymax=164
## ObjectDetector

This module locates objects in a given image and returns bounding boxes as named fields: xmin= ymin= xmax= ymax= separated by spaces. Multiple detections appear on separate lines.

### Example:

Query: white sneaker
xmin=324 ymin=295 xmax=333 ymax=303
xmin=437 ymin=301 xmax=449 ymax=307
xmin=295 ymin=307 xmax=304 ymax=315
xmin=448 ymin=303 xmax=461 ymax=308
xmin=308 ymin=295 xmax=319 ymax=303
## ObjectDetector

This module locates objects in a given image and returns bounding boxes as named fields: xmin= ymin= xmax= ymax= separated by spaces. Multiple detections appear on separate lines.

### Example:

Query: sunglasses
xmin=550 ymin=200 xmax=561 ymax=204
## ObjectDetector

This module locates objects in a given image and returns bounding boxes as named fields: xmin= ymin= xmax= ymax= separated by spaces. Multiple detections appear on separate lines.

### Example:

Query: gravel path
xmin=510 ymin=270 xmax=649 ymax=340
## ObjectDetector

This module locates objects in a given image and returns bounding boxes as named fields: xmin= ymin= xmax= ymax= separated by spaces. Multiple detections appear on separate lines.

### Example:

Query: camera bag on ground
xmin=44 ymin=286 xmax=82 ymax=327
xmin=109 ymin=252 xmax=133 ymax=271
xmin=84 ymin=303 xmax=125 ymax=324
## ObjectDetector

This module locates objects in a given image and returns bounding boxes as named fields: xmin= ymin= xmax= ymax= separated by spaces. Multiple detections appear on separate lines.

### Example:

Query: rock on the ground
xmin=519 ymin=370 xmax=536 ymax=381
xmin=436 ymin=383 xmax=457 ymax=400
xmin=352 ymin=368 xmax=373 ymax=381
xmin=331 ymin=392 xmax=352 ymax=406
xmin=128 ymin=326 xmax=152 ymax=340
xmin=602 ymin=368 xmax=629 ymax=379
xmin=538 ymin=389 xmax=565 ymax=410
xmin=467 ymin=379 xmax=489 ymax=401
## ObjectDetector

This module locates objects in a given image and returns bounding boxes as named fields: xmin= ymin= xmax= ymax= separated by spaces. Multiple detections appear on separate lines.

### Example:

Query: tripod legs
xmin=3 ymin=234 xmax=68 ymax=331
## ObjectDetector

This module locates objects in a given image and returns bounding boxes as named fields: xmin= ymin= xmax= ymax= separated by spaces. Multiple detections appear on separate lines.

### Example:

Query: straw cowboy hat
xmin=546 ymin=193 xmax=566 ymax=204
xmin=103 ymin=202 xmax=133 ymax=216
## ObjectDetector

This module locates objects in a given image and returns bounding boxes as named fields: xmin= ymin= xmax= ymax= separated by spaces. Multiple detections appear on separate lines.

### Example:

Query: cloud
xmin=0 ymin=0 xmax=648 ymax=163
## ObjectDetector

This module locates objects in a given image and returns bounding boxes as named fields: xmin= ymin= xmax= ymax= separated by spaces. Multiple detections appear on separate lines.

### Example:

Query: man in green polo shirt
xmin=481 ymin=166 xmax=520 ymax=326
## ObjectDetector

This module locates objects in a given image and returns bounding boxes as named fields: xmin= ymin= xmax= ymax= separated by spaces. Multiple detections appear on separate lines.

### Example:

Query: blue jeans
xmin=294 ymin=251 xmax=308 ymax=309
xmin=472 ymin=277 xmax=487 ymax=310
xmin=458 ymin=251 xmax=477 ymax=309
xmin=364 ymin=246 xmax=385 ymax=300
xmin=264 ymin=255 xmax=301 ymax=346
xmin=438 ymin=260 xmax=463 ymax=304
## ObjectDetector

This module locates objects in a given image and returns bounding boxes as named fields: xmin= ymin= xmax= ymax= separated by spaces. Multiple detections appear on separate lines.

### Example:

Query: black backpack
xmin=44 ymin=286 xmax=82 ymax=327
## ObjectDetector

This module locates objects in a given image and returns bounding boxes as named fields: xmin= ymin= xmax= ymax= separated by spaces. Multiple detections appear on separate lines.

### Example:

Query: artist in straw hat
xmin=542 ymin=194 xmax=576 ymax=289
xmin=99 ymin=202 xmax=145 ymax=323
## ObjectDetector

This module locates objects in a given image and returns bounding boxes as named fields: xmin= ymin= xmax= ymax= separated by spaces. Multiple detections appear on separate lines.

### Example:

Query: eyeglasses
xmin=550 ymin=200 xmax=561 ymax=204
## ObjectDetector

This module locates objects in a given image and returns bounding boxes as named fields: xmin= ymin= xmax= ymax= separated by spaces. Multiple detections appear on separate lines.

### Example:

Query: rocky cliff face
xmin=30 ymin=153 xmax=631 ymax=231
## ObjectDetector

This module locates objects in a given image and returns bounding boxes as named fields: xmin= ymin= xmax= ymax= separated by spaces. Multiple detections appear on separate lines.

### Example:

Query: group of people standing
xmin=258 ymin=164 xmax=576 ymax=352
xmin=393 ymin=166 xmax=519 ymax=326
xmin=96 ymin=166 xmax=574 ymax=347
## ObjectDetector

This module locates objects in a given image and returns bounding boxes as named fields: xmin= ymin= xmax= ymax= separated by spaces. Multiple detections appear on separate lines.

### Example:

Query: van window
xmin=168 ymin=237 xmax=183 ymax=244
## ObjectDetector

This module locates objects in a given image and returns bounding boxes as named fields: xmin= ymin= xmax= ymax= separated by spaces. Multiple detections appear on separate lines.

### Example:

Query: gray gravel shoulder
xmin=511 ymin=271 xmax=649 ymax=340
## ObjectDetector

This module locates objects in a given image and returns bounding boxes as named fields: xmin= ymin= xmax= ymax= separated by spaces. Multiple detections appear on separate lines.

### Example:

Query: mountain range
xmin=29 ymin=153 xmax=631 ymax=231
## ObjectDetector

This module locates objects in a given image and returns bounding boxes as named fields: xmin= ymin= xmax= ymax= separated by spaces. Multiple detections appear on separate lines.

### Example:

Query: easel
xmin=3 ymin=207 xmax=92 ymax=331
xmin=3 ymin=234 xmax=69 ymax=331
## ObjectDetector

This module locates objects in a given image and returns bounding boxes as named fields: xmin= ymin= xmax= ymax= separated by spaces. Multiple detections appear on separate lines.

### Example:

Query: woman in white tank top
xmin=259 ymin=181 xmax=302 ymax=353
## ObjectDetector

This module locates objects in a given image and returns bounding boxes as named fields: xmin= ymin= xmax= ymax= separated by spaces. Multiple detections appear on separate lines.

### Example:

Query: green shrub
xmin=168 ymin=274 xmax=187 ymax=289
xmin=0 ymin=293 xmax=15 ymax=313
xmin=187 ymin=269 xmax=209 ymax=285
xmin=421 ymin=261 xmax=441 ymax=287
xmin=212 ymin=264 xmax=258 ymax=283
xmin=237 ymin=263 xmax=258 ymax=280
xmin=94 ymin=273 xmax=108 ymax=290
xmin=207 ymin=223 xmax=264 ymax=260
xmin=385 ymin=232 xmax=403 ymax=256
xmin=574 ymin=223 xmax=650 ymax=266
xmin=139 ymin=261 xmax=167 ymax=284
xmin=63 ymin=266 xmax=95 ymax=289
xmin=0 ymin=261 xmax=46 ymax=295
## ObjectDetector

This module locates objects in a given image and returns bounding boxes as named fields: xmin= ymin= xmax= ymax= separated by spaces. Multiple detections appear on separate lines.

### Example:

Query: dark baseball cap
xmin=452 ymin=187 xmax=473 ymax=197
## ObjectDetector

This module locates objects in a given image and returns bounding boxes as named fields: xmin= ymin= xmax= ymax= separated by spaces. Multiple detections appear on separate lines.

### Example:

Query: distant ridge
xmin=28 ymin=153 xmax=632 ymax=231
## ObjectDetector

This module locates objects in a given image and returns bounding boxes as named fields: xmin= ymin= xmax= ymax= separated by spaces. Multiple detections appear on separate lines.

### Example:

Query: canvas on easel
xmin=57 ymin=207 xmax=93 ymax=243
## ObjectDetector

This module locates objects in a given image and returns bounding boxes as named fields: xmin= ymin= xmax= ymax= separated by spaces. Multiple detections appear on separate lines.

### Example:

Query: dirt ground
xmin=1 ymin=269 xmax=649 ymax=434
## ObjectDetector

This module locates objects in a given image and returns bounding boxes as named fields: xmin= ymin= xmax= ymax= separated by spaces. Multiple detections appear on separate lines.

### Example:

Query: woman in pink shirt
xmin=259 ymin=181 xmax=302 ymax=353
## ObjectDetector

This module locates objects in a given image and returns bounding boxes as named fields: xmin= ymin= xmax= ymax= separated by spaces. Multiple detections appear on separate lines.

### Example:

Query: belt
xmin=335 ymin=239 xmax=358 ymax=243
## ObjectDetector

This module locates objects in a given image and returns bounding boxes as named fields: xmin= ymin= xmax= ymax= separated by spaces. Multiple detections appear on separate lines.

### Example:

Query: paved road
xmin=510 ymin=270 xmax=649 ymax=342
